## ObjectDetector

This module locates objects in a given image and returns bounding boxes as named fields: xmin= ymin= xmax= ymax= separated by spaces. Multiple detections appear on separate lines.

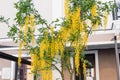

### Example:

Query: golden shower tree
xmin=1 ymin=0 xmax=114 ymax=80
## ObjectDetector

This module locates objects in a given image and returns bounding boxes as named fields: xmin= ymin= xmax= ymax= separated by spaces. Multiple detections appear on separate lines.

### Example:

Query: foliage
xmin=0 ymin=16 xmax=10 ymax=27
xmin=0 ymin=0 xmax=115 ymax=80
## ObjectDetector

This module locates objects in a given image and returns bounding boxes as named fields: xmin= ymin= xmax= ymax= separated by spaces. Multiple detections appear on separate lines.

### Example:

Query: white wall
xmin=52 ymin=0 xmax=64 ymax=20
xmin=0 ymin=0 xmax=17 ymax=38
xmin=33 ymin=0 xmax=52 ymax=23
xmin=0 ymin=0 xmax=117 ymax=38
xmin=0 ymin=0 xmax=53 ymax=38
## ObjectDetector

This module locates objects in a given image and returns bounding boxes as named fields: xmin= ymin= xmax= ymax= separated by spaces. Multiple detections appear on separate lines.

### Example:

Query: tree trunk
xmin=70 ymin=73 xmax=73 ymax=80
xmin=61 ymin=73 xmax=65 ymax=80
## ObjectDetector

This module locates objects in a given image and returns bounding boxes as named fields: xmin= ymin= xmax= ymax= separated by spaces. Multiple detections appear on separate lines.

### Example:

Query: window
xmin=76 ymin=51 xmax=99 ymax=80
xmin=85 ymin=54 xmax=95 ymax=80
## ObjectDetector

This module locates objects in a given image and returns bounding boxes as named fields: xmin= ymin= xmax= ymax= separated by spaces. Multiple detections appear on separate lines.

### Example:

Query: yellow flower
xmin=50 ymin=39 xmax=55 ymax=58
xmin=82 ymin=32 xmax=88 ymax=46
xmin=40 ymin=40 xmax=46 ymax=58
xmin=64 ymin=0 xmax=70 ymax=19
xmin=30 ymin=14 xmax=35 ymax=45
xmin=91 ymin=4 xmax=97 ymax=17
xmin=23 ymin=15 xmax=29 ymax=46
xmin=71 ymin=7 xmax=81 ymax=33
xmin=18 ymin=41 xmax=23 ymax=66
xmin=80 ymin=21 xmax=83 ymax=32
xmin=24 ymin=15 xmax=29 ymax=36
xmin=103 ymin=11 xmax=108 ymax=29
xmin=83 ymin=60 xmax=86 ymax=80
xmin=75 ymin=49 xmax=80 ymax=75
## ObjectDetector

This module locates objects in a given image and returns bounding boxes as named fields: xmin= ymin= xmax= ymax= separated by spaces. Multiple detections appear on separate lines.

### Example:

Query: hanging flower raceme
xmin=91 ymin=4 xmax=97 ymax=17
xmin=39 ymin=57 xmax=53 ymax=80
xmin=103 ymin=11 xmax=108 ymax=29
xmin=18 ymin=15 xmax=30 ymax=66
xmin=24 ymin=15 xmax=29 ymax=41
xmin=82 ymin=32 xmax=88 ymax=46
xmin=40 ymin=60 xmax=53 ymax=80
xmin=18 ymin=41 xmax=23 ymax=66
xmin=56 ymin=37 xmax=64 ymax=57
xmin=71 ymin=7 xmax=81 ymax=33
xmin=40 ymin=40 xmax=48 ymax=58
xmin=30 ymin=14 xmax=35 ymax=45
xmin=59 ymin=27 xmax=70 ymax=42
xmin=18 ymin=26 xmax=23 ymax=66
xmin=83 ymin=60 xmax=86 ymax=80
xmin=30 ymin=52 xmax=39 ymax=72
xmin=38 ymin=30 xmax=53 ymax=80
xmin=40 ymin=68 xmax=52 ymax=80
xmin=75 ymin=49 xmax=80 ymax=75
xmin=79 ymin=21 xmax=84 ymax=32
xmin=56 ymin=27 xmax=69 ymax=57
xmin=39 ymin=30 xmax=49 ymax=58
xmin=49 ymin=27 xmax=56 ymax=58
xmin=18 ymin=15 xmax=35 ymax=66
xmin=64 ymin=0 xmax=70 ymax=19
xmin=24 ymin=15 xmax=29 ymax=33
xmin=50 ymin=38 xmax=56 ymax=58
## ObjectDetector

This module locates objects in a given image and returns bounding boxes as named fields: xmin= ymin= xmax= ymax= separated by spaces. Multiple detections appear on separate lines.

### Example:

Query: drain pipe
xmin=114 ymin=35 xmax=120 ymax=80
